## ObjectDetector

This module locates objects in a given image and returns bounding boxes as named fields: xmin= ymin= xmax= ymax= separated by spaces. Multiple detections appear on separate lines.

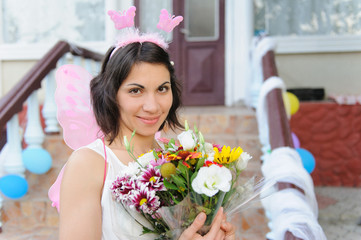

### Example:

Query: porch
xmin=0 ymin=105 xmax=360 ymax=239
xmin=0 ymin=40 xmax=359 ymax=240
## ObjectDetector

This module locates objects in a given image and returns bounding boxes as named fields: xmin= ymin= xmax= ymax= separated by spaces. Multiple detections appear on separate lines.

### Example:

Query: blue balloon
xmin=22 ymin=148 xmax=52 ymax=174
xmin=0 ymin=174 xmax=28 ymax=199
xmin=296 ymin=148 xmax=316 ymax=173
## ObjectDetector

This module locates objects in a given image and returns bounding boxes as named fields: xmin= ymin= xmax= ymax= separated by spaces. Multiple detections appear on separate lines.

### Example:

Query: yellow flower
xmin=213 ymin=146 xmax=243 ymax=164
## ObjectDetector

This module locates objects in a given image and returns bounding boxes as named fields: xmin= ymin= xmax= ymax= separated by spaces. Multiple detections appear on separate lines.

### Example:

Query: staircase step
xmin=1 ymin=106 xmax=267 ymax=239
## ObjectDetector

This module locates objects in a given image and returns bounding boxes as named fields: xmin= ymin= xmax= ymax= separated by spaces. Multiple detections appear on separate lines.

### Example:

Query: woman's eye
xmin=129 ymin=88 xmax=141 ymax=94
xmin=158 ymin=86 xmax=169 ymax=93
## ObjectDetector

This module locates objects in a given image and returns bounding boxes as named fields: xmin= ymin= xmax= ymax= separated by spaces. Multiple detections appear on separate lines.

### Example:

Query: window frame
xmin=273 ymin=35 xmax=361 ymax=54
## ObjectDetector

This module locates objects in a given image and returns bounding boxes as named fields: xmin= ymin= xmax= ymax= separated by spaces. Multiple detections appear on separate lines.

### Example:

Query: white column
xmin=225 ymin=0 xmax=253 ymax=106
xmin=42 ymin=70 xmax=60 ymax=133
xmin=4 ymin=115 xmax=25 ymax=176
xmin=24 ymin=91 xmax=45 ymax=149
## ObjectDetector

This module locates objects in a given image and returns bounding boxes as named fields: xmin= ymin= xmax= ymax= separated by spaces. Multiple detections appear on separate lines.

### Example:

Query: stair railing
xmin=0 ymin=40 xmax=103 ymax=233
xmin=0 ymin=40 xmax=103 ymax=176
xmin=261 ymin=48 xmax=324 ymax=239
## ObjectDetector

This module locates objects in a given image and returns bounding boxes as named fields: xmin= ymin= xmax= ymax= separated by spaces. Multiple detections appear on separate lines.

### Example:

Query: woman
xmin=58 ymin=41 xmax=235 ymax=239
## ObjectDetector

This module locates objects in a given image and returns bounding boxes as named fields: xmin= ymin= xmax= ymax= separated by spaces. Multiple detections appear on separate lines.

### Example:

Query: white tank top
xmin=85 ymin=139 xmax=157 ymax=240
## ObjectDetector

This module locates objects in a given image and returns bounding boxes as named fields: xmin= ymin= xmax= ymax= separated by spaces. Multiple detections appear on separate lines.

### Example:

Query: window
xmin=0 ymin=0 xmax=116 ymax=60
xmin=185 ymin=0 xmax=219 ymax=42
xmin=2 ymin=0 xmax=105 ymax=44
xmin=254 ymin=0 xmax=361 ymax=53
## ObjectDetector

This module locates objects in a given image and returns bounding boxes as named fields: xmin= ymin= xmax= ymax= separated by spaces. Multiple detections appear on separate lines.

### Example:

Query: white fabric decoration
xmin=269 ymin=191 xmax=326 ymax=240
xmin=256 ymin=76 xmax=286 ymax=156
xmin=254 ymin=37 xmax=277 ymax=67
xmin=245 ymin=37 xmax=277 ymax=108
xmin=261 ymin=147 xmax=318 ymax=216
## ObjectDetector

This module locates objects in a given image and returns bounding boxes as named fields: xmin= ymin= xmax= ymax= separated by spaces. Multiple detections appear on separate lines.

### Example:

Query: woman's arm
xmin=59 ymin=148 xmax=106 ymax=240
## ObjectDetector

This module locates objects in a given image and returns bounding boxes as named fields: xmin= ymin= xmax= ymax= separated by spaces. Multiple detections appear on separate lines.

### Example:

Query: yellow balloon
xmin=287 ymin=92 xmax=300 ymax=115
xmin=282 ymin=92 xmax=300 ymax=116
xmin=282 ymin=92 xmax=291 ymax=118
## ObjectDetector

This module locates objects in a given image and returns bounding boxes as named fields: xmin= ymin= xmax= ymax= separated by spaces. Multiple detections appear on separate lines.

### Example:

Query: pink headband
xmin=108 ymin=6 xmax=183 ymax=57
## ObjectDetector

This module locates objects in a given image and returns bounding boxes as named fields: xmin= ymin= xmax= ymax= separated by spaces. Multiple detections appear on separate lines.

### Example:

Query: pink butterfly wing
xmin=157 ymin=9 xmax=170 ymax=30
xmin=55 ymin=64 xmax=102 ymax=150
xmin=157 ymin=9 xmax=183 ymax=32
xmin=108 ymin=7 xmax=136 ymax=29
xmin=48 ymin=164 xmax=66 ymax=212
xmin=125 ymin=6 xmax=136 ymax=28
xmin=168 ymin=16 xmax=183 ymax=32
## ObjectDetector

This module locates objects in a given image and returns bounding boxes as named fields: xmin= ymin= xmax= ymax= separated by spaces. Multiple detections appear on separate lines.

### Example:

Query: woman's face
xmin=117 ymin=62 xmax=173 ymax=138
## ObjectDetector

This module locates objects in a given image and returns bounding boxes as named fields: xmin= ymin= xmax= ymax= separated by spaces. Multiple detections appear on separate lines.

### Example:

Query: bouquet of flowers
xmin=110 ymin=121 xmax=273 ymax=239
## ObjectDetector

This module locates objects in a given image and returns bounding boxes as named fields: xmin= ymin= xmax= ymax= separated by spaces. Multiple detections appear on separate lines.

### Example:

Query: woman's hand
xmin=220 ymin=215 xmax=236 ymax=240
xmin=179 ymin=207 xmax=235 ymax=240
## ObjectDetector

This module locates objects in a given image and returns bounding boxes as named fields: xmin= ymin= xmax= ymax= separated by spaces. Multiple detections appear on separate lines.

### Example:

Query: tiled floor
xmin=315 ymin=186 xmax=361 ymax=240
xmin=1 ymin=187 xmax=360 ymax=239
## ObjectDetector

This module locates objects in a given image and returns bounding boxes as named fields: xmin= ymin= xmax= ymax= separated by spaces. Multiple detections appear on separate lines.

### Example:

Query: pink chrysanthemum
xmin=131 ymin=185 xmax=161 ymax=215
xmin=110 ymin=175 xmax=135 ymax=203
xmin=138 ymin=166 xmax=166 ymax=191
xmin=213 ymin=144 xmax=222 ymax=152
xmin=150 ymin=154 xmax=167 ymax=167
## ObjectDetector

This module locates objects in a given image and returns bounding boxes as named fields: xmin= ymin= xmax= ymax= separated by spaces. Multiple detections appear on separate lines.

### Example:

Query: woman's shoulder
xmin=63 ymin=147 xmax=105 ymax=185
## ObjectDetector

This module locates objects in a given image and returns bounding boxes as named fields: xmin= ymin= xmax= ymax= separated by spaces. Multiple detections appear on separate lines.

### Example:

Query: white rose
xmin=236 ymin=152 xmax=252 ymax=171
xmin=177 ymin=130 xmax=197 ymax=151
xmin=191 ymin=165 xmax=232 ymax=197
xmin=137 ymin=151 xmax=155 ymax=167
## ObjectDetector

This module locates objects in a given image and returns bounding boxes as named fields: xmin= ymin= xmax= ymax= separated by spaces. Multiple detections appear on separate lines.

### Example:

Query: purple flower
xmin=138 ymin=166 xmax=166 ymax=191
xmin=149 ymin=154 xmax=167 ymax=167
xmin=131 ymin=185 xmax=161 ymax=215
xmin=110 ymin=175 xmax=135 ymax=203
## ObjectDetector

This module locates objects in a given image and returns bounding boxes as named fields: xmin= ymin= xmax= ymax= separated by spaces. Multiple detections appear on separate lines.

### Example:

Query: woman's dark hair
xmin=90 ymin=42 xmax=183 ymax=143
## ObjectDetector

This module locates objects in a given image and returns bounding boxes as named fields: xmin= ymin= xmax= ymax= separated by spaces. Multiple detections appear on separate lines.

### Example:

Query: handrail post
xmin=42 ymin=70 xmax=60 ymax=133
xmin=4 ymin=115 xmax=25 ymax=176
xmin=24 ymin=91 xmax=45 ymax=148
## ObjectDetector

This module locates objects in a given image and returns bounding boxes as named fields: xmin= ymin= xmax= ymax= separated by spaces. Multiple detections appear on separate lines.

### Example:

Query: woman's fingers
xmin=204 ymin=207 xmax=224 ymax=238
xmin=221 ymin=220 xmax=236 ymax=240
xmin=215 ymin=229 xmax=226 ymax=240
xmin=178 ymin=212 xmax=206 ymax=240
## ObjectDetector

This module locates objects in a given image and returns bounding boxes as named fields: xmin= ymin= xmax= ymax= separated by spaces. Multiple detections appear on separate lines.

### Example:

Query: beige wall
xmin=1 ymin=52 xmax=361 ymax=102
xmin=1 ymin=60 xmax=37 ymax=97
xmin=275 ymin=52 xmax=361 ymax=97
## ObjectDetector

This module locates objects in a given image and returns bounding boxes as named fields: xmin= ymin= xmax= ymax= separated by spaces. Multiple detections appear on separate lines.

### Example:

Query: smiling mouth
xmin=138 ymin=116 xmax=160 ymax=125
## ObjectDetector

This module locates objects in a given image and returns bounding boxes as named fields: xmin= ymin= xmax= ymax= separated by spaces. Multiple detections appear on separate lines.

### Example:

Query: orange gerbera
xmin=166 ymin=151 xmax=202 ymax=161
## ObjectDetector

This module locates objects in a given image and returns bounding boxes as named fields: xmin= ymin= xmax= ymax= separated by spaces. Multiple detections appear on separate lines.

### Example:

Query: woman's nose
xmin=142 ymin=94 xmax=160 ymax=113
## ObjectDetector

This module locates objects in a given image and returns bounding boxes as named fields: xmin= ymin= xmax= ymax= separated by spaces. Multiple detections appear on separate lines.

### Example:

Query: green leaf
xmin=196 ymin=205 xmax=212 ymax=215
xmin=152 ymin=150 xmax=159 ymax=159
xmin=185 ymin=120 xmax=189 ymax=131
xmin=169 ymin=192 xmax=180 ymax=204
xmin=190 ymin=171 xmax=198 ymax=185
xmin=142 ymin=226 xmax=155 ymax=234
xmin=171 ymin=174 xmax=186 ymax=189
xmin=194 ymin=125 xmax=198 ymax=134
xmin=195 ymin=157 xmax=205 ymax=172
xmin=163 ymin=178 xmax=179 ymax=190
xmin=178 ymin=161 xmax=189 ymax=177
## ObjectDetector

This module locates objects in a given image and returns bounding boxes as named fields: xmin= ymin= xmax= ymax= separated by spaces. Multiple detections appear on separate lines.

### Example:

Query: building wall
xmin=2 ymin=51 xmax=361 ymax=102
xmin=1 ymin=60 xmax=46 ymax=104
xmin=275 ymin=52 xmax=361 ymax=97
xmin=1 ymin=60 xmax=36 ymax=97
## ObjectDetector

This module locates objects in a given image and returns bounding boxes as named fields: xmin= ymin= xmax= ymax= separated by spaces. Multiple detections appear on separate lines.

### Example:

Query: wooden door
xmin=135 ymin=0 xmax=225 ymax=106
xmin=170 ymin=0 xmax=225 ymax=106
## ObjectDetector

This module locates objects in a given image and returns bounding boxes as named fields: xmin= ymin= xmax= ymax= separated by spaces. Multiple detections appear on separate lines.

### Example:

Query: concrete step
xmin=0 ymin=106 xmax=267 ymax=240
